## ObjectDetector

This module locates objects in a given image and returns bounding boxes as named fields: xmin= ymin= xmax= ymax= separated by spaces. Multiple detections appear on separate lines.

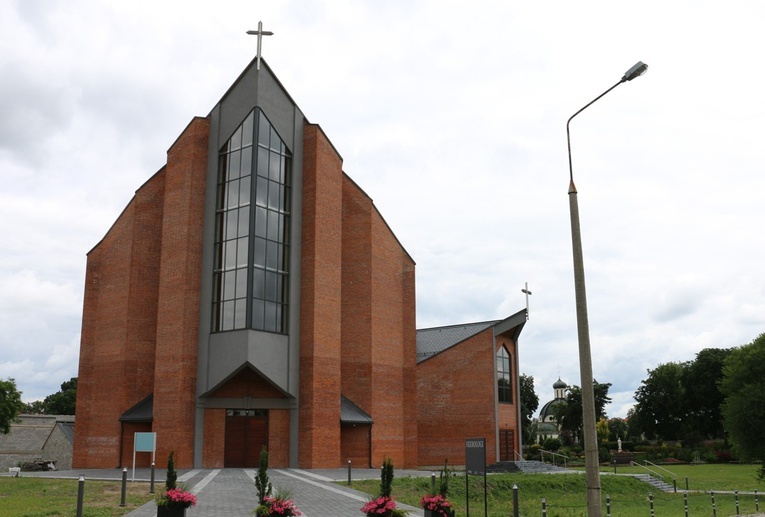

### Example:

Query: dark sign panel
xmin=465 ymin=437 xmax=486 ymax=475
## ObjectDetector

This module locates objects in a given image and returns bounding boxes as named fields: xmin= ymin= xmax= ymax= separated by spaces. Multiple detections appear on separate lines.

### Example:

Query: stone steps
xmin=486 ymin=460 xmax=568 ymax=474
xmin=631 ymin=473 xmax=676 ymax=493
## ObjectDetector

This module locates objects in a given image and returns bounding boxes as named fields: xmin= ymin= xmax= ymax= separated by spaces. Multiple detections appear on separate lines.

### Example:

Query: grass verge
xmin=349 ymin=464 xmax=765 ymax=517
xmin=0 ymin=477 xmax=155 ymax=517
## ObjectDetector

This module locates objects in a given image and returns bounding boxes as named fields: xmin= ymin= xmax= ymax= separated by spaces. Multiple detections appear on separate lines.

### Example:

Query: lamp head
xmin=622 ymin=61 xmax=648 ymax=82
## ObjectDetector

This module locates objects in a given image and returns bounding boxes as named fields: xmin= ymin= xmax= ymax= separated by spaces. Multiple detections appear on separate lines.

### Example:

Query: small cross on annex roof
xmin=246 ymin=21 xmax=273 ymax=70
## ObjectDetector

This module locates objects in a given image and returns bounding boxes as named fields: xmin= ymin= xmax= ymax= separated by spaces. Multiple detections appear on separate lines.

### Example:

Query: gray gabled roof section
xmin=57 ymin=421 xmax=75 ymax=444
xmin=340 ymin=395 xmax=373 ymax=425
xmin=417 ymin=320 xmax=500 ymax=363
xmin=416 ymin=309 xmax=528 ymax=364
xmin=119 ymin=394 xmax=153 ymax=422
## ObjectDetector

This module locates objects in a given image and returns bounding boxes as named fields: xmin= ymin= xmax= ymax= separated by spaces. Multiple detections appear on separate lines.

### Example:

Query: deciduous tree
xmin=0 ymin=378 xmax=23 ymax=434
xmin=607 ymin=417 xmax=628 ymax=442
xmin=519 ymin=374 xmax=539 ymax=444
xmin=554 ymin=380 xmax=612 ymax=442
xmin=41 ymin=377 xmax=77 ymax=415
xmin=684 ymin=348 xmax=731 ymax=441
xmin=721 ymin=333 xmax=765 ymax=461
xmin=631 ymin=362 xmax=686 ymax=440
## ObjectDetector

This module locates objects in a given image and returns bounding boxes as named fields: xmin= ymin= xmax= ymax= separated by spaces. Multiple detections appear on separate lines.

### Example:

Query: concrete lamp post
xmin=565 ymin=60 xmax=648 ymax=517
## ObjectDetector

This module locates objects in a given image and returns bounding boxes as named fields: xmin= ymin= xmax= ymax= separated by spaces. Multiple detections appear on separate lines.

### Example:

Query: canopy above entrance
xmin=340 ymin=395 xmax=373 ymax=425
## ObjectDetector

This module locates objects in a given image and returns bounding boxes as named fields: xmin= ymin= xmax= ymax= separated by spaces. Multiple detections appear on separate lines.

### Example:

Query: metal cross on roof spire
xmin=521 ymin=282 xmax=532 ymax=320
xmin=246 ymin=21 xmax=273 ymax=70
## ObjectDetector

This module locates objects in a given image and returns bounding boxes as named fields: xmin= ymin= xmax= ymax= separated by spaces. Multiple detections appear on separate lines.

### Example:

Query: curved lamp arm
xmin=566 ymin=61 xmax=648 ymax=185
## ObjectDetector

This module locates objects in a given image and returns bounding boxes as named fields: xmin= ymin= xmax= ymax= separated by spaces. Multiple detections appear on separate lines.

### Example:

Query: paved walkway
xmin=15 ymin=467 xmax=428 ymax=516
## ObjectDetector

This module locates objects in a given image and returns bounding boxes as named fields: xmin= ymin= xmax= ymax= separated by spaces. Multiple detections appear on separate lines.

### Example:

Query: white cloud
xmin=1 ymin=0 xmax=764 ymax=415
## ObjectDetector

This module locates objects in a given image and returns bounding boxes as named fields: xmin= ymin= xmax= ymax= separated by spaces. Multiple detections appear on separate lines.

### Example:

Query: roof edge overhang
xmin=119 ymin=394 xmax=154 ymax=422
xmin=492 ymin=308 xmax=528 ymax=342
xmin=340 ymin=395 xmax=373 ymax=425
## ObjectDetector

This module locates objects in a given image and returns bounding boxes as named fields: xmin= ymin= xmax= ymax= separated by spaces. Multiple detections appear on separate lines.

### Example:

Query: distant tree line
xmin=630 ymin=333 xmax=765 ymax=462
xmin=0 ymin=376 xmax=79 ymax=435
xmin=22 ymin=377 xmax=77 ymax=416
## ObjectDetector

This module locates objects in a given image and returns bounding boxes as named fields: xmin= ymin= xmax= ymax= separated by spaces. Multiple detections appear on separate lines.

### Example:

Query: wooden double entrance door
xmin=499 ymin=429 xmax=515 ymax=461
xmin=224 ymin=409 xmax=269 ymax=468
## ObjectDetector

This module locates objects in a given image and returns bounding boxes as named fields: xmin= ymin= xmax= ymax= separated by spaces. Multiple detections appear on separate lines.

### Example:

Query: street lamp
xmin=566 ymin=61 xmax=647 ymax=517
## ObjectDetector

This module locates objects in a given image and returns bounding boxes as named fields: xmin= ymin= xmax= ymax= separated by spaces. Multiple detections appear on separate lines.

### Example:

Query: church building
xmin=536 ymin=378 xmax=568 ymax=443
xmin=72 ymin=53 xmax=526 ymax=470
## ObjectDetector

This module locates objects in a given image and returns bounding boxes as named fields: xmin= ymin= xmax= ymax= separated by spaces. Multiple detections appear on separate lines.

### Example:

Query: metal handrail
xmin=540 ymin=449 xmax=569 ymax=468
xmin=514 ymin=450 xmax=524 ymax=462
xmin=630 ymin=461 xmax=664 ymax=483
xmin=644 ymin=460 xmax=677 ymax=481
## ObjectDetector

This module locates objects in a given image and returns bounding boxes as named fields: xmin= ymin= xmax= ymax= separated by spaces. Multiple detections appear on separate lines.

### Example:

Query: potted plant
xmin=360 ymin=458 xmax=408 ymax=517
xmin=156 ymin=451 xmax=197 ymax=517
xmin=420 ymin=460 xmax=454 ymax=517
xmin=255 ymin=489 xmax=303 ymax=516
xmin=421 ymin=494 xmax=454 ymax=517
xmin=253 ymin=448 xmax=303 ymax=516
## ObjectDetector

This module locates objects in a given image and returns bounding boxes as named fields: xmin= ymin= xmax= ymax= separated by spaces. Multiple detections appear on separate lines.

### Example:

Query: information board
xmin=465 ymin=437 xmax=486 ymax=476
xmin=134 ymin=432 xmax=156 ymax=452
xmin=132 ymin=432 xmax=157 ymax=481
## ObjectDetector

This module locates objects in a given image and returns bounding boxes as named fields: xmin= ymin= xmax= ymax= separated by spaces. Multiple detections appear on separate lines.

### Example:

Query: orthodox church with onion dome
xmin=536 ymin=378 xmax=568 ymax=442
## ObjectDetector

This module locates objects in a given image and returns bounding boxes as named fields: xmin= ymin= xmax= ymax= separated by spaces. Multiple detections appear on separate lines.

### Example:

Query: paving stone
xmin=14 ymin=467 xmax=428 ymax=516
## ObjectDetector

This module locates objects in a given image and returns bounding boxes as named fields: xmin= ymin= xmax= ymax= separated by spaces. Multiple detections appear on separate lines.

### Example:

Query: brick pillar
xmin=299 ymin=123 xmax=343 ymax=468
xmin=401 ymin=260 xmax=418 ymax=468
xmin=153 ymin=117 xmax=210 ymax=468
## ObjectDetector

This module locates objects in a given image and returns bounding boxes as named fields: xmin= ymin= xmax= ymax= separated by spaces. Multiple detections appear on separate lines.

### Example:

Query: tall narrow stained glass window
xmin=497 ymin=345 xmax=513 ymax=403
xmin=213 ymin=109 xmax=291 ymax=333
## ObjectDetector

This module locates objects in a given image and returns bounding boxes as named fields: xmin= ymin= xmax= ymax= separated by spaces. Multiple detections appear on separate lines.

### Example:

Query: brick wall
xmin=208 ymin=368 xmax=287 ymax=400
xmin=74 ymin=116 xmax=209 ymax=470
xmin=340 ymin=425 xmax=371 ymax=466
xmin=417 ymin=329 xmax=497 ymax=467
xmin=153 ymin=116 xmax=210 ymax=469
xmin=417 ymin=330 xmax=522 ymax=467
xmin=203 ymin=408 xmax=226 ymax=468
xmin=340 ymin=176 xmax=418 ymax=469
xmin=298 ymin=123 xmax=343 ymax=468
xmin=299 ymin=123 xmax=416 ymax=469
xmin=496 ymin=336 xmax=520 ymax=454
xmin=268 ymin=409 xmax=290 ymax=467
xmin=120 ymin=422 xmax=153 ymax=467
xmin=73 ymin=165 xmax=166 ymax=468
xmin=340 ymin=177 xmax=373 ymax=446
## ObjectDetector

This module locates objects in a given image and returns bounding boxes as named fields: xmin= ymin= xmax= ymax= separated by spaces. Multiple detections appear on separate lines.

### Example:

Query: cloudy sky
xmin=2 ymin=0 xmax=763 ymax=417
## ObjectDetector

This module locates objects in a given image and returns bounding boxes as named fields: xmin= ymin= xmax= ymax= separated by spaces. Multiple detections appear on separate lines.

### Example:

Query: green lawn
xmin=349 ymin=463 xmax=765 ymax=517
xmin=604 ymin=463 xmax=763 ymax=492
xmin=0 ymin=477 xmax=155 ymax=517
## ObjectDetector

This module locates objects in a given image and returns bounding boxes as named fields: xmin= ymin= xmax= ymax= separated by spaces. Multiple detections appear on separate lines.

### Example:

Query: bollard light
xmin=513 ymin=484 xmax=519 ymax=517
xmin=76 ymin=476 xmax=85 ymax=517
xmin=120 ymin=467 xmax=127 ymax=507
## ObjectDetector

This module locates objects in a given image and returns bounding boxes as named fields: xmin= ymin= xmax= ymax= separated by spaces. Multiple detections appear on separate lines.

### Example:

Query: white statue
xmin=617 ymin=437 xmax=622 ymax=453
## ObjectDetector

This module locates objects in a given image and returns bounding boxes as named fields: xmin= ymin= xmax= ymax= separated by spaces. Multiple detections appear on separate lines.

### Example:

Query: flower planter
xmin=424 ymin=510 xmax=455 ymax=517
xmin=157 ymin=506 xmax=186 ymax=517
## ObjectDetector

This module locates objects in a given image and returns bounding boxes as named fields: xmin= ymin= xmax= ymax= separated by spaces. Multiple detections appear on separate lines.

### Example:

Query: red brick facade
xmin=74 ymin=117 xmax=209 ymax=469
xmin=73 ymin=60 xmax=523 ymax=471
xmin=417 ymin=328 xmax=521 ymax=468
xmin=74 ymin=117 xmax=421 ymax=469
xmin=298 ymin=123 xmax=344 ymax=468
